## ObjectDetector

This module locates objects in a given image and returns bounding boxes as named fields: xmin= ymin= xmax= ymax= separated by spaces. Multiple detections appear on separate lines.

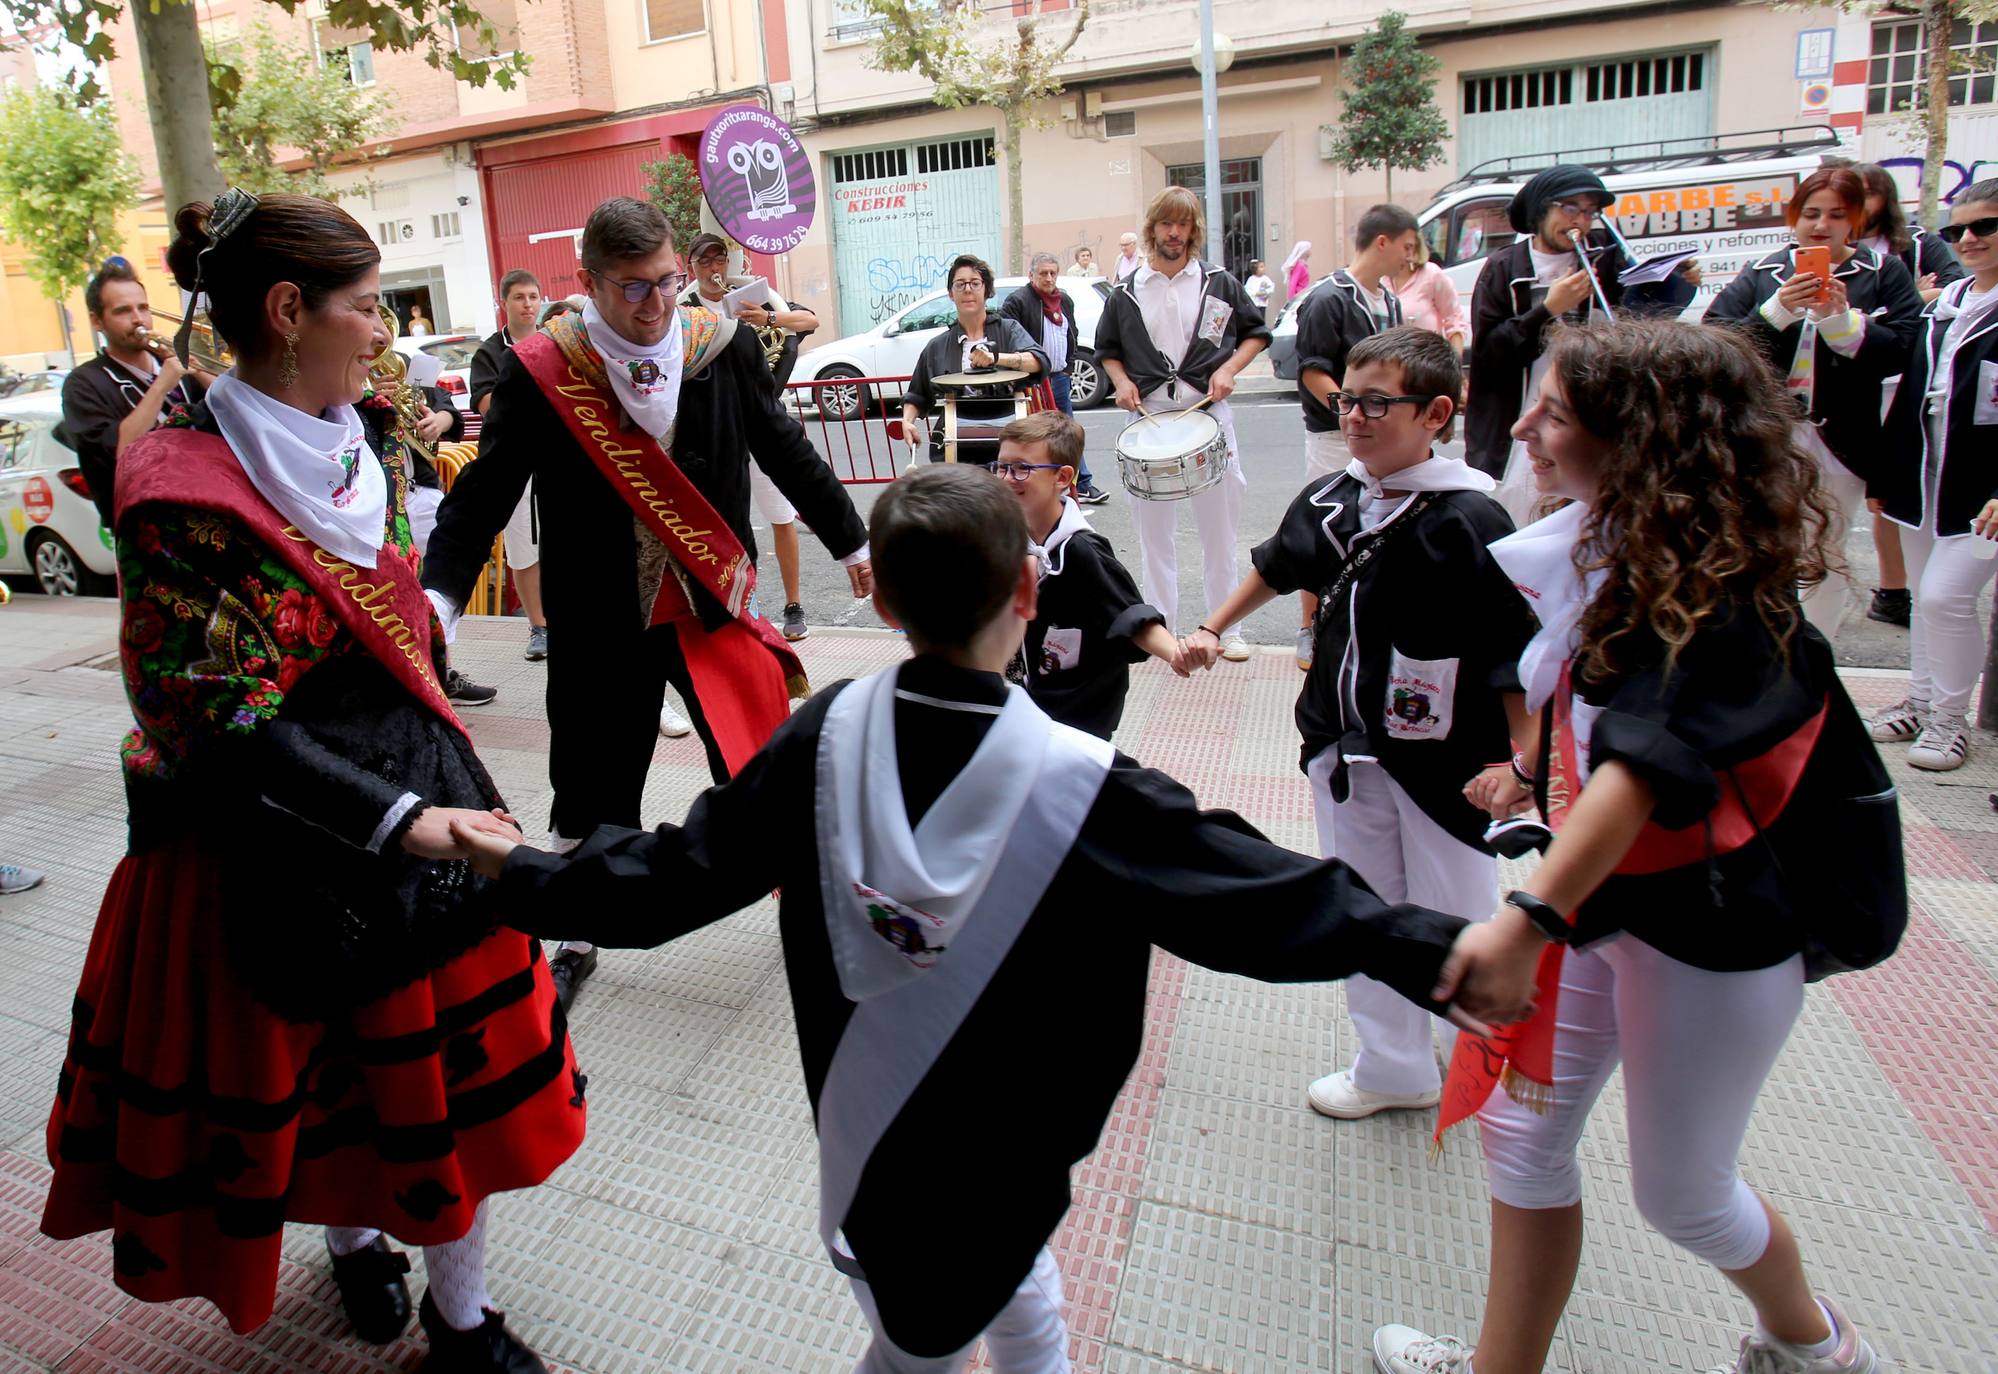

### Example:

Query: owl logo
xmin=729 ymin=139 xmax=797 ymax=222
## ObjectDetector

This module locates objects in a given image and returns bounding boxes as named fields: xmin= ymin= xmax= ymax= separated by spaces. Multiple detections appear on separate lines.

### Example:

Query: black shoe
xmin=418 ymin=1289 xmax=547 ymax=1373
xmin=329 ymin=1235 xmax=413 ymax=1344
xmin=549 ymin=946 xmax=597 ymax=1014
xmin=446 ymin=669 xmax=499 ymax=707
xmin=1074 ymin=481 xmax=1111 ymax=506
xmin=1867 ymin=588 xmax=1912 ymax=627
xmin=782 ymin=601 xmax=809 ymax=642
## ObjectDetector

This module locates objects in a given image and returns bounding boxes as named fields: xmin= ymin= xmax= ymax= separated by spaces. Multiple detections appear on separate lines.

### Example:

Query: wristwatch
xmin=1504 ymin=890 xmax=1571 ymax=945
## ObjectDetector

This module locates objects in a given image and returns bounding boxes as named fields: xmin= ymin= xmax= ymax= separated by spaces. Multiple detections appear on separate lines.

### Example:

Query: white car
xmin=793 ymin=275 xmax=1111 ymax=420
xmin=392 ymin=333 xmax=481 ymax=413
xmin=0 ymin=391 xmax=117 ymax=596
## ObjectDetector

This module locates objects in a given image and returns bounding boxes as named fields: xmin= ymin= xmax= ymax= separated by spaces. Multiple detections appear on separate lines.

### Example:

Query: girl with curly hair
xmin=1376 ymin=319 xmax=1899 ymax=1374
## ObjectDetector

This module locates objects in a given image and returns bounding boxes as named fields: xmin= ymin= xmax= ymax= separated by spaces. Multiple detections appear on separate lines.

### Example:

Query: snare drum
xmin=1115 ymin=408 xmax=1231 ymax=501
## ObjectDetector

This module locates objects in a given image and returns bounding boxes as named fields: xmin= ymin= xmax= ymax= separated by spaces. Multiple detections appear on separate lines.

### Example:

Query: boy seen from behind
xmin=451 ymin=464 xmax=1521 ymax=1374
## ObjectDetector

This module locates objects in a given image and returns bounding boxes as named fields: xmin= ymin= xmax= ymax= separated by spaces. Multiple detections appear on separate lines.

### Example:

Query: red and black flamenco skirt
xmin=40 ymin=837 xmax=588 ymax=1334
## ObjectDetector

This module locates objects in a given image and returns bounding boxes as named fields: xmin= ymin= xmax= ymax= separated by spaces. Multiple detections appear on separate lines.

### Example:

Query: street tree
xmin=1324 ymin=9 xmax=1447 ymax=200
xmin=862 ymin=0 xmax=1091 ymax=273
xmin=0 ymin=85 xmax=138 ymax=307
xmin=209 ymin=23 xmax=398 ymax=200
xmin=642 ymin=152 xmax=705 ymax=251
xmin=0 ymin=0 xmax=527 ymax=220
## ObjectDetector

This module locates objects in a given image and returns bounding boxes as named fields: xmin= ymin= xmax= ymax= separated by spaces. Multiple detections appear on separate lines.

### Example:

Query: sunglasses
xmin=1331 ymin=392 xmax=1439 ymax=418
xmin=1939 ymin=216 xmax=1998 ymax=244
xmin=591 ymin=271 xmax=688 ymax=303
xmin=985 ymin=461 xmax=1066 ymax=482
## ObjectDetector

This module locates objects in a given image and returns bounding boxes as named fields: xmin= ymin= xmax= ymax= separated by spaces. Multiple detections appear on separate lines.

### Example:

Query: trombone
xmin=140 ymin=307 xmax=232 ymax=374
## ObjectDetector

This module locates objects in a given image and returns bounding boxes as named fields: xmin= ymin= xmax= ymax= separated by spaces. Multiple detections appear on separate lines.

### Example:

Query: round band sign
xmin=700 ymin=105 xmax=816 ymax=254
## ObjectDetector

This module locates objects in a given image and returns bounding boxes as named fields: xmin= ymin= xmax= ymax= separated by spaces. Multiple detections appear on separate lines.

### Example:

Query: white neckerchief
xmin=1348 ymin=450 xmax=1495 ymax=530
xmin=205 ymin=371 xmax=386 ymax=569
xmin=582 ymin=298 xmax=684 ymax=443
xmin=816 ymin=664 xmax=1050 ymax=1002
xmin=1488 ymin=500 xmax=1602 ymax=716
xmin=1031 ymin=495 xmax=1092 ymax=577
xmin=1930 ymin=278 xmax=1998 ymax=402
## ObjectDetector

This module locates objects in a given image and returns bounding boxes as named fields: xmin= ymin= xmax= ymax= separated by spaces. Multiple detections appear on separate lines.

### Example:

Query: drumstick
xmin=1187 ymin=394 xmax=1217 ymax=413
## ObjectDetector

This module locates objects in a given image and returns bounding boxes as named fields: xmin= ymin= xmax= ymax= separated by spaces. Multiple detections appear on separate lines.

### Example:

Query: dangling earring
xmin=278 ymin=331 xmax=300 ymax=389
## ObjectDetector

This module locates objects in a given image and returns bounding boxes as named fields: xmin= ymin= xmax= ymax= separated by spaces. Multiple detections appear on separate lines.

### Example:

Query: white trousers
xmin=502 ymin=486 xmax=540 ymax=570
xmin=849 ymin=1246 xmax=1070 ymax=1374
xmin=407 ymin=485 xmax=443 ymax=558
xmin=749 ymin=458 xmax=797 ymax=526
xmin=1800 ymin=459 xmax=1867 ymax=636
xmin=1304 ymin=429 xmax=1346 ymax=481
xmin=1131 ymin=398 xmax=1243 ymax=634
xmin=1902 ymin=525 xmax=1998 ymax=719
xmin=1308 ymin=751 xmax=1497 ymax=1096
xmin=1478 ymin=937 xmax=1803 ymax=1271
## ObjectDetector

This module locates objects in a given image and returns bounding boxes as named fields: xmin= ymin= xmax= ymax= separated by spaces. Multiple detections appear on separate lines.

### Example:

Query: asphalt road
xmin=771 ymin=387 xmax=1945 ymax=671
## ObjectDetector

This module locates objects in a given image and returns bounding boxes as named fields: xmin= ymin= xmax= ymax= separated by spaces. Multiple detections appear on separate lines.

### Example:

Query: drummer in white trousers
xmin=1095 ymin=186 xmax=1271 ymax=662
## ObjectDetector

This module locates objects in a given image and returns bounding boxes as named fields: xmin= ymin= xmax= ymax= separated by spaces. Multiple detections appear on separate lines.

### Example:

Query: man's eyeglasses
xmin=951 ymin=279 xmax=987 ymax=293
xmin=1550 ymin=199 xmax=1604 ymax=218
xmin=1939 ymin=216 xmax=1998 ymax=244
xmin=985 ymin=461 xmax=1065 ymax=482
xmin=1331 ymin=392 xmax=1438 ymax=418
xmin=591 ymin=270 xmax=688 ymax=303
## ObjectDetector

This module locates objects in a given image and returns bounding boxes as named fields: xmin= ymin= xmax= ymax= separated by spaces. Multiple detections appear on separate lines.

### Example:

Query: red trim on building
xmin=1831 ymin=111 xmax=1865 ymax=131
xmin=477 ymin=107 xmax=734 ymax=169
xmin=762 ymin=0 xmax=791 ymax=84
xmin=1833 ymin=59 xmax=1869 ymax=86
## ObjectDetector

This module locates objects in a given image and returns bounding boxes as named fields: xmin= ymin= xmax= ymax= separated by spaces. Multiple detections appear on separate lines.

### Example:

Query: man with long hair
xmin=1093 ymin=185 xmax=1270 ymax=660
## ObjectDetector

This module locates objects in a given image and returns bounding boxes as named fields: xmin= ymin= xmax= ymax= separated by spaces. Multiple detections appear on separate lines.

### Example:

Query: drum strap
xmin=1311 ymin=491 xmax=1438 ymax=641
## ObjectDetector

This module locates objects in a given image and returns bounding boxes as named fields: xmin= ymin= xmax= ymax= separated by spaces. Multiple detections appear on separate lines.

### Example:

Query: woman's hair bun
xmin=165 ymin=201 xmax=215 ymax=292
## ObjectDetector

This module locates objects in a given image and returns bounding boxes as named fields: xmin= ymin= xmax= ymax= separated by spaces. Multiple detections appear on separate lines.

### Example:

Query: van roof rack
xmin=1437 ymin=125 xmax=1844 ymax=196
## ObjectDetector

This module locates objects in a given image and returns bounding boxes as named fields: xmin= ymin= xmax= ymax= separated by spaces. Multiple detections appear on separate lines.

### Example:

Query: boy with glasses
xmin=995 ymin=411 xmax=1179 ymax=739
xmin=1466 ymin=165 xmax=1626 ymax=486
xmin=1185 ymin=327 xmax=1537 ymax=1122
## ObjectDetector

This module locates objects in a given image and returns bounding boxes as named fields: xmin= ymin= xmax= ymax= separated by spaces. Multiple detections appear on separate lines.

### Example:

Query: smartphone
xmin=1794 ymin=245 xmax=1833 ymax=295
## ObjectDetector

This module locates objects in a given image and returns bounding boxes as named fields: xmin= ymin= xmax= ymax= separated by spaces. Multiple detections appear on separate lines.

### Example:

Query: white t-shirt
xmin=1245 ymin=274 xmax=1276 ymax=308
xmin=1135 ymin=258 xmax=1205 ymax=366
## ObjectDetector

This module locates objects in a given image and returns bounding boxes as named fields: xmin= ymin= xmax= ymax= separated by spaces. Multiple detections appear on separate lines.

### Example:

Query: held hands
xmin=1175 ymin=627 xmax=1221 ymax=673
xmin=1464 ymin=764 xmax=1534 ymax=820
xmin=1432 ymin=909 xmax=1546 ymax=1029
xmin=445 ymin=814 xmax=528 ymax=878
xmin=401 ymin=806 xmax=524 ymax=862
xmin=1544 ymin=269 xmax=1595 ymax=316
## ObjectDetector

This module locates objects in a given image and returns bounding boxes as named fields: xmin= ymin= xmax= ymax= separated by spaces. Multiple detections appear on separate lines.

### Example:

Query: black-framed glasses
xmin=1331 ymin=392 xmax=1438 ymax=418
xmin=1939 ymin=216 xmax=1998 ymax=244
xmin=590 ymin=270 xmax=688 ymax=303
xmin=950 ymin=278 xmax=987 ymax=293
xmin=986 ymin=461 xmax=1066 ymax=482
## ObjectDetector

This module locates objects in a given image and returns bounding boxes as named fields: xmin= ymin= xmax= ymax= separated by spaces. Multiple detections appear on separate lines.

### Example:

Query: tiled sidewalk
xmin=0 ymin=599 xmax=1992 ymax=1373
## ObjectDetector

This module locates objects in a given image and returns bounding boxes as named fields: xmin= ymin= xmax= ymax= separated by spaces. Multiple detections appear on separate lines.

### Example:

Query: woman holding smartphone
xmin=1704 ymin=165 xmax=1923 ymax=635
xmin=1867 ymin=180 xmax=1998 ymax=771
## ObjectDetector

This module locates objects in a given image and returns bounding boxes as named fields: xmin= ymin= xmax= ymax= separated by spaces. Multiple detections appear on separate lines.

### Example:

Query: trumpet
xmin=144 ymin=308 xmax=233 ymax=374
xmin=367 ymin=303 xmax=437 ymax=468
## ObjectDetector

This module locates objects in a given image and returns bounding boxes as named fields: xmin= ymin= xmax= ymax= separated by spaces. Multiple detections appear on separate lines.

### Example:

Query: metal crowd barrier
xmin=781 ymin=374 xmax=1058 ymax=485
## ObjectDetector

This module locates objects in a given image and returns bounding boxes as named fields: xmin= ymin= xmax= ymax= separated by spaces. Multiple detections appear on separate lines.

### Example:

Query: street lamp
xmin=1191 ymin=13 xmax=1234 ymax=268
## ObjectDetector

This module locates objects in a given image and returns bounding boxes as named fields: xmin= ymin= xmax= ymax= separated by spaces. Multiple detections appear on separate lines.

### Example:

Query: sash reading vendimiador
xmin=114 ymin=428 xmax=464 ymax=733
xmin=516 ymin=310 xmax=806 ymax=776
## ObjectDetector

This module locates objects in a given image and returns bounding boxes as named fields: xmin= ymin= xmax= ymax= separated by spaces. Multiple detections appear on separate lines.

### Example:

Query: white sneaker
xmin=1706 ymin=1297 xmax=1881 ymax=1373
xmin=658 ymin=703 xmax=694 ymax=738
xmin=1308 ymin=1069 xmax=1440 ymax=1120
xmin=1220 ymin=632 xmax=1252 ymax=662
xmin=1866 ymin=697 xmax=1927 ymax=743
xmin=1373 ymin=1324 xmax=1470 ymax=1373
xmin=0 ymin=864 xmax=45 ymax=896
xmin=1906 ymin=712 xmax=1968 ymax=772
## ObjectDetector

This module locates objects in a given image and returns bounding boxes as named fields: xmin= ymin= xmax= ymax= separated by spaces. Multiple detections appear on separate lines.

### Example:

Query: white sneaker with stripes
xmin=1906 ymin=712 xmax=1969 ymax=771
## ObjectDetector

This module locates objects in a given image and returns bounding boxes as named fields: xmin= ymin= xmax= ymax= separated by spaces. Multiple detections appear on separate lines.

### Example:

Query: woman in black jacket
xmin=1867 ymin=179 xmax=1998 ymax=772
xmin=1703 ymin=164 xmax=1923 ymax=634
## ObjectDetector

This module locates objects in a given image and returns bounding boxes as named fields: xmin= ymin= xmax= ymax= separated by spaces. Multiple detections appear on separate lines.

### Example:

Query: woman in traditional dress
xmin=40 ymin=189 xmax=584 ymax=1373
xmin=1376 ymin=320 xmax=1900 ymax=1374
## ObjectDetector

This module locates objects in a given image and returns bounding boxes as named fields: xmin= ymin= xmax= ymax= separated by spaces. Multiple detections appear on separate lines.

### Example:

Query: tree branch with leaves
xmin=1324 ymin=9 xmax=1447 ymax=200
xmin=862 ymin=0 xmax=1091 ymax=274
xmin=208 ymin=23 xmax=399 ymax=201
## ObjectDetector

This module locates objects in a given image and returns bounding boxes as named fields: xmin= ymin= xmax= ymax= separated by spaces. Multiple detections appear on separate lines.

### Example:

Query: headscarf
xmin=1507 ymin=165 xmax=1615 ymax=235
xmin=1282 ymin=240 xmax=1312 ymax=271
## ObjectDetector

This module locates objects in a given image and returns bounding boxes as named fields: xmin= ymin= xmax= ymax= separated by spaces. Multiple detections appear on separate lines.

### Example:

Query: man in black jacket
xmin=422 ymin=198 xmax=872 ymax=1009
xmin=468 ymin=268 xmax=552 ymax=665
xmin=1000 ymin=253 xmax=1109 ymax=504
xmin=59 ymin=260 xmax=209 ymax=526
xmin=1465 ymin=165 xmax=1625 ymax=484
xmin=1094 ymin=186 xmax=1271 ymax=659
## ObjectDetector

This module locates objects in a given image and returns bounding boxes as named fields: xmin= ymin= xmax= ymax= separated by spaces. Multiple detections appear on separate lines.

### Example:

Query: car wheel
xmin=29 ymin=531 xmax=111 ymax=597
xmin=1069 ymin=352 xmax=1106 ymax=409
xmin=815 ymin=366 xmax=870 ymax=422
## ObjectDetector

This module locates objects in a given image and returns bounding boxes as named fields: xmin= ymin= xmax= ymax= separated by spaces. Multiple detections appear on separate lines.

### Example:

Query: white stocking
xmin=326 ymin=1225 xmax=382 ymax=1257
xmin=423 ymin=1200 xmax=494 ymax=1331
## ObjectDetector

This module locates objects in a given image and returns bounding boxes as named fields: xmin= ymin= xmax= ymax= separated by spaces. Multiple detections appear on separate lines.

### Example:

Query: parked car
xmin=792 ymin=275 xmax=1111 ymax=420
xmin=0 ymin=391 xmax=116 ymax=596
xmin=0 ymin=370 xmax=69 ymax=400
xmin=392 ymin=333 xmax=481 ymax=413
xmin=1268 ymin=125 xmax=1845 ymax=380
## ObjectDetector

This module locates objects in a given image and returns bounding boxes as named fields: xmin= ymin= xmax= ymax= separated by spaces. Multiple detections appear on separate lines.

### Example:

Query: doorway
xmin=1166 ymin=157 xmax=1263 ymax=281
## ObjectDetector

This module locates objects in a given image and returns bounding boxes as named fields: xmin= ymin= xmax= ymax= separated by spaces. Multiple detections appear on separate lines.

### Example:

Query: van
xmin=1269 ymin=125 xmax=1848 ymax=378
